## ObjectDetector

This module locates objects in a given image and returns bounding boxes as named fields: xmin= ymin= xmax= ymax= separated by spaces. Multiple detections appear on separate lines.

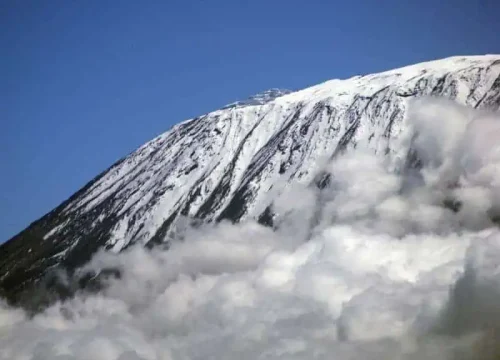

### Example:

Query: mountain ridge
xmin=1 ymin=54 xmax=500 ymax=307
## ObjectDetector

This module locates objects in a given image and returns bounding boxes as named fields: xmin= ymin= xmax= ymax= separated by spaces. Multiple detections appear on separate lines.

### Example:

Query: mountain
xmin=1 ymin=55 xmax=499 ymax=307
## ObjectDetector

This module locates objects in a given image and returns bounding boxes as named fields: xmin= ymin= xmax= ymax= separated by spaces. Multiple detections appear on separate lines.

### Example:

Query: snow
xmin=43 ymin=221 xmax=69 ymax=240
xmin=222 ymin=88 xmax=292 ymax=109
xmin=40 ymin=55 xmax=500 ymax=251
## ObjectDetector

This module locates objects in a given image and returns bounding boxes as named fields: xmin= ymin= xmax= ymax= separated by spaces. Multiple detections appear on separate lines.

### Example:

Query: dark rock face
xmin=1 ymin=55 xmax=500 ymax=308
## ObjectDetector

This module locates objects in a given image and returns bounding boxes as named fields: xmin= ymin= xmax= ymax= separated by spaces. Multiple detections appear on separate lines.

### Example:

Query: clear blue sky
xmin=1 ymin=0 xmax=499 ymax=242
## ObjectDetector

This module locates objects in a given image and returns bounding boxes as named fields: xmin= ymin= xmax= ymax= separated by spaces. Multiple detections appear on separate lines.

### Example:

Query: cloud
xmin=1 ymin=99 xmax=500 ymax=359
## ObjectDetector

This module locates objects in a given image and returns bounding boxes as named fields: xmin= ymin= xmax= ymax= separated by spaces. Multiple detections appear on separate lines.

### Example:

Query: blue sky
xmin=1 ymin=0 xmax=499 ymax=242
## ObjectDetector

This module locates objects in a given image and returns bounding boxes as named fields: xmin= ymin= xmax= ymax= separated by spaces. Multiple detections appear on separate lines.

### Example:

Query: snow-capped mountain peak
xmin=1 ymin=55 xmax=499 ymax=308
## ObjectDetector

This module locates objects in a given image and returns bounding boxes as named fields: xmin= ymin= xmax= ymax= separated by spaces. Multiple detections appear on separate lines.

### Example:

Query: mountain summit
xmin=222 ymin=88 xmax=293 ymax=109
xmin=1 ymin=55 xmax=499 ymax=306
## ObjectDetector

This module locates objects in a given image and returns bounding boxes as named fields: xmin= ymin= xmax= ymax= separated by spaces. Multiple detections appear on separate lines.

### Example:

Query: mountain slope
xmin=1 ymin=55 xmax=500 ymax=306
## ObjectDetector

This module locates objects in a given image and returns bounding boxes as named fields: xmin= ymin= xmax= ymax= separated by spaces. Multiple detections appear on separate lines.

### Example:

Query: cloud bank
xmin=1 ymin=98 xmax=500 ymax=360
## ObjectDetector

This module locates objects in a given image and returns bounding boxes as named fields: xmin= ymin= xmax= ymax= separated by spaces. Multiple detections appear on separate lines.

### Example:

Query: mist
xmin=1 ymin=98 xmax=500 ymax=359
